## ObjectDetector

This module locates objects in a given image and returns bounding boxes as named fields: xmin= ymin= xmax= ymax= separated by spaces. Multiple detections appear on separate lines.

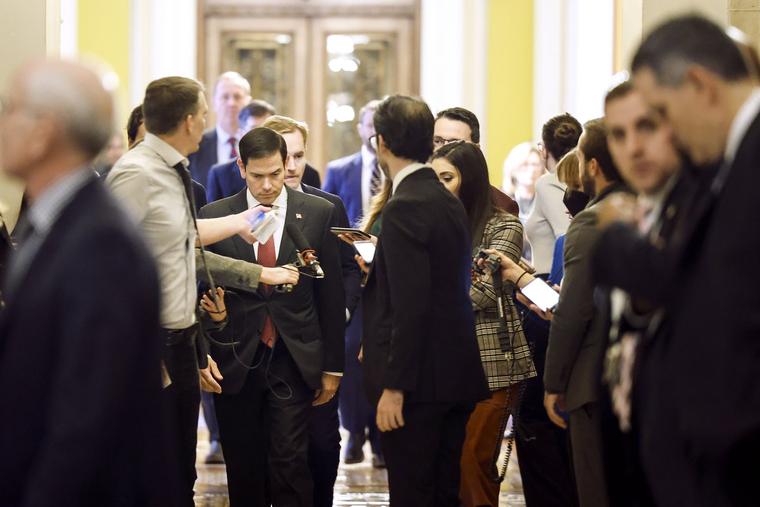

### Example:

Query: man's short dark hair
xmin=126 ymin=104 xmax=144 ymax=145
xmin=143 ymin=77 xmax=204 ymax=135
xmin=238 ymin=127 xmax=287 ymax=166
xmin=435 ymin=107 xmax=480 ymax=143
xmin=542 ymin=113 xmax=582 ymax=162
xmin=604 ymin=79 xmax=635 ymax=109
xmin=579 ymin=118 xmax=621 ymax=183
xmin=239 ymin=99 xmax=276 ymax=123
xmin=632 ymin=15 xmax=750 ymax=86
xmin=374 ymin=95 xmax=435 ymax=163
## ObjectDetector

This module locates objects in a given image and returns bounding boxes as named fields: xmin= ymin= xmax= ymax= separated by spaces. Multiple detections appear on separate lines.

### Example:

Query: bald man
xmin=0 ymin=59 xmax=174 ymax=506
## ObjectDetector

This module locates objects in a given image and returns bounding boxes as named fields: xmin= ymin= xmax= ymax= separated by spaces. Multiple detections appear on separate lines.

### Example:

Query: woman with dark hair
xmin=526 ymin=113 xmax=582 ymax=275
xmin=126 ymin=104 xmax=146 ymax=148
xmin=431 ymin=141 xmax=536 ymax=507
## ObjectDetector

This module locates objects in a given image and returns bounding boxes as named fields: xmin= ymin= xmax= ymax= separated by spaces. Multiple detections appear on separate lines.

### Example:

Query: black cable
xmin=487 ymin=273 xmax=533 ymax=484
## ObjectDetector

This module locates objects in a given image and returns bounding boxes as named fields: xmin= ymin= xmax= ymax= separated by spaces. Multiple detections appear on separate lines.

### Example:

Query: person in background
xmin=430 ymin=141 xmax=536 ymax=507
xmin=543 ymin=119 xmax=631 ymax=507
xmin=548 ymin=149 xmax=583 ymax=286
xmin=526 ymin=113 xmax=582 ymax=276
xmin=107 ymin=76 xmax=264 ymax=505
xmin=261 ymin=114 xmax=362 ymax=507
xmin=434 ymin=107 xmax=520 ymax=216
xmin=93 ymin=132 xmax=126 ymax=177
xmin=323 ymin=99 xmax=382 ymax=227
xmin=361 ymin=95 xmax=489 ymax=506
xmin=0 ymin=57 xmax=175 ymax=507
xmin=206 ymin=100 xmax=321 ymax=202
xmin=322 ymin=99 xmax=386 ymax=467
xmin=502 ymin=142 xmax=545 ymax=223
xmin=188 ymin=71 xmax=251 ymax=187
xmin=126 ymin=104 xmax=147 ymax=148
xmin=512 ymin=114 xmax=582 ymax=507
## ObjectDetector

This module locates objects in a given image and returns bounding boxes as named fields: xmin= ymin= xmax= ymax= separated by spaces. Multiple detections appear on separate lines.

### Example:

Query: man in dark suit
xmin=322 ymin=99 xmax=386 ymax=465
xmin=206 ymin=102 xmax=320 ymax=202
xmin=0 ymin=58 xmax=175 ymax=507
xmin=361 ymin=95 xmax=489 ymax=506
xmin=263 ymin=114 xmax=363 ymax=505
xmin=199 ymin=127 xmax=344 ymax=506
xmin=618 ymin=16 xmax=760 ymax=506
xmin=188 ymin=71 xmax=251 ymax=187
xmin=542 ymin=119 xmax=630 ymax=507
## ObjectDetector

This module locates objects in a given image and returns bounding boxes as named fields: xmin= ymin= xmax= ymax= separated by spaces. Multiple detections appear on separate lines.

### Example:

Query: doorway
xmin=199 ymin=0 xmax=420 ymax=173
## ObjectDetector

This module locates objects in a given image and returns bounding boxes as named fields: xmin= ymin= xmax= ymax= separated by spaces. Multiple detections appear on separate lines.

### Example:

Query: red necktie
xmin=228 ymin=137 xmax=238 ymax=159
xmin=258 ymin=236 xmax=277 ymax=347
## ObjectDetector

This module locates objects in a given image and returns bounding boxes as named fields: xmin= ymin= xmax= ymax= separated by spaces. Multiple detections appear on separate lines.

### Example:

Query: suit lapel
xmin=276 ymin=186 xmax=300 ymax=265
xmin=228 ymin=189 xmax=257 ymax=263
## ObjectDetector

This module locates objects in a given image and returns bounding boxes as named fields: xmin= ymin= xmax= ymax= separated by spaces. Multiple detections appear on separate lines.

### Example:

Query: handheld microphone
xmin=285 ymin=223 xmax=325 ymax=278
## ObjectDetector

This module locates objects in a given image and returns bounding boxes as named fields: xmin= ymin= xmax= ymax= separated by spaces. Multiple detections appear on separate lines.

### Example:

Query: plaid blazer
xmin=471 ymin=211 xmax=536 ymax=391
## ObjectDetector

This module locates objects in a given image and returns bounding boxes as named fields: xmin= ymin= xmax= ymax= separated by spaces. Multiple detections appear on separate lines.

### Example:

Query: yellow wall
xmin=78 ymin=0 xmax=131 ymax=126
xmin=486 ymin=0 xmax=533 ymax=187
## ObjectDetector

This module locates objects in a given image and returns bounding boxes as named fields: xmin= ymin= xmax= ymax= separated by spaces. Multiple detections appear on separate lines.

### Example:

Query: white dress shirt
xmin=246 ymin=186 xmax=288 ymax=258
xmin=249 ymin=184 xmax=342 ymax=377
xmin=216 ymin=126 xmax=237 ymax=165
xmin=106 ymin=133 xmax=197 ymax=329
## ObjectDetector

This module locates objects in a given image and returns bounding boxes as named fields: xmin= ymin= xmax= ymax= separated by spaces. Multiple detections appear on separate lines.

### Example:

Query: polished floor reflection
xmin=194 ymin=427 xmax=526 ymax=506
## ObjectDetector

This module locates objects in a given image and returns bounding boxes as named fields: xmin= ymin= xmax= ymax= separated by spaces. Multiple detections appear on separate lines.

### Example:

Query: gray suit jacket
xmin=195 ymin=249 xmax=262 ymax=292
xmin=543 ymin=182 xmax=630 ymax=412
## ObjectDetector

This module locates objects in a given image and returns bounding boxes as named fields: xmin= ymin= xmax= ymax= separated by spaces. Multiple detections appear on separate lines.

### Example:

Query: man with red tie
xmin=199 ymin=127 xmax=344 ymax=507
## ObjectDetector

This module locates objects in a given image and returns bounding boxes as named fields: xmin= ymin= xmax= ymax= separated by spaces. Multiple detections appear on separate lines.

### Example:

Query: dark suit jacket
xmin=206 ymin=161 xmax=320 ymax=203
xmin=188 ymin=129 xmax=218 ymax=188
xmin=303 ymin=164 xmax=321 ymax=188
xmin=591 ymin=168 xmax=705 ymax=305
xmin=302 ymin=184 xmax=362 ymax=317
xmin=199 ymin=186 xmax=345 ymax=393
xmin=361 ymin=167 xmax=489 ymax=405
xmin=543 ymin=182 xmax=631 ymax=412
xmin=628 ymin=114 xmax=760 ymax=506
xmin=0 ymin=177 xmax=173 ymax=506
xmin=323 ymin=152 xmax=364 ymax=226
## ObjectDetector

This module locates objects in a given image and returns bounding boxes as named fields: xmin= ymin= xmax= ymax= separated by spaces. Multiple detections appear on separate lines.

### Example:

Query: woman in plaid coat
xmin=431 ymin=141 xmax=536 ymax=507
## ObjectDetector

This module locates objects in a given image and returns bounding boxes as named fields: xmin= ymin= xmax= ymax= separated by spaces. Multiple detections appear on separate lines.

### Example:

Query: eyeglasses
xmin=369 ymin=134 xmax=378 ymax=151
xmin=433 ymin=136 xmax=462 ymax=149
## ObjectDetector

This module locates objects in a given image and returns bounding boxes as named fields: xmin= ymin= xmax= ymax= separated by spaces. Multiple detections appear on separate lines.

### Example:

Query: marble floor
xmin=194 ymin=427 xmax=526 ymax=506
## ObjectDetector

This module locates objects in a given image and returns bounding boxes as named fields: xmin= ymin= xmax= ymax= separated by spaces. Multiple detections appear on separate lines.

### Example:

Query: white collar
xmin=143 ymin=132 xmax=188 ymax=168
xmin=216 ymin=125 xmax=236 ymax=144
xmin=391 ymin=162 xmax=426 ymax=194
xmin=246 ymin=185 xmax=288 ymax=210
xmin=724 ymin=88 xmax=760 ymax=165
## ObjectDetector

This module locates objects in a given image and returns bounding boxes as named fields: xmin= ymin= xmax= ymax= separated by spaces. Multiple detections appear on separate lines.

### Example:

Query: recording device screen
xmin=353 ymin=240 xmax=376 ymax=263
xmin=520 ymin=278 xmax=560 ymax=312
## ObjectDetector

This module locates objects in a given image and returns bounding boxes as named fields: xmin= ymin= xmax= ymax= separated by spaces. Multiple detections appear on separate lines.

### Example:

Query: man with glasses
xmin=434 ymin=107 xmax=519 ymax=215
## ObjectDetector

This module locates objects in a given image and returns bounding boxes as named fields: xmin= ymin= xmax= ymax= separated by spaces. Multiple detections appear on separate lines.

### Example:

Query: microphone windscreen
xmin=285 ymin=222 xmax=311 ymax=252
